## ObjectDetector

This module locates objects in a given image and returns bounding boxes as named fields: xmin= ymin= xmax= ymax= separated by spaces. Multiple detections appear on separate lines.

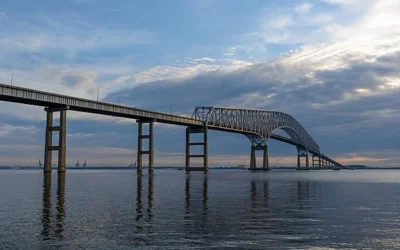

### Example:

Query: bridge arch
xmin=192 ymin=106 xmax=319 ymax=153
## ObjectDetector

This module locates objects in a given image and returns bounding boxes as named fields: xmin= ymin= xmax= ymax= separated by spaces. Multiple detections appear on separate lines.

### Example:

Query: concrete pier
xmin=312 ymin=155 xmax=321 ymax=169
xmin=44 ymin=111 xmax=53 ymax=173
xmin=297 ymin=149 xmax=309 ymax=170
xmin=136 ymin=120 xmax=155 ymax=174
xmin=185 ymin=126 xmax=208 ymax=172
xmin=321 ymin=158 xmax=327 ymax=169
xmin=250 ymin=145 xmax=255 ymax=169
xmin=262 ymin=145 xmax=269 ymax=170
xmin=58 ymin=109 xmax=67 ymax=173
xmin=249 ymin=144 xmax=269 ymax=171
xmin=319 ymin=156 xmax=322 ymax=169
xmin=43 ymin=106 xmax=68 ymax=173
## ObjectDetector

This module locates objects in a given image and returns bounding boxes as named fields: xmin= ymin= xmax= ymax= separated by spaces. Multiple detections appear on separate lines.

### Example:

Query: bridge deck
xmin=0 ymin=83 xmax=202 ymax=127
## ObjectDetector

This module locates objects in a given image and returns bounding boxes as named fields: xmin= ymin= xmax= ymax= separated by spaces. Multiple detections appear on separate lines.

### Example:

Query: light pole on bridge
xmin=10 ymin=73 xmax=14 ymax=86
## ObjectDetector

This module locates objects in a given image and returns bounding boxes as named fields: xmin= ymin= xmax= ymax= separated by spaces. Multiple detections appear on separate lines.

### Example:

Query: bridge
xmin=0 ymin=83 xmax=342 ymax=173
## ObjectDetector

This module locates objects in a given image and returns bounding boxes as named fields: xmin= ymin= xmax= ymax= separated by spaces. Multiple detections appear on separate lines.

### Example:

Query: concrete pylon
xmin=185 ymin=128 xmax=190 ymax=172
xmin=137 ymin=120 xmax=155 ymax=174
xmin=297 ymin=154 xmax=301 ymax=170
xmin=58 ymin=110 xmax=67 ymax=173
xmin=312 ymin=155 xmax=322 ymax=169
xmin=296 ymin=149 xmax=309 ymax=170
xmin=249 ymin=144 xmax=270 ymax=171
xmin=203 ymin=126 xmax=208 ymax=171
xmin=322 ymin=158 xmax=327 ymax=169
xmin=43 ymin=106 xmax=68 ymax=173
xmin=185 ymin=126 xmax=208 ymax=172
xmin=306 ymin=154 xmax=309 ymax=169
xmin=262 ymin=145 xmax=269 ymax=170
xmin=250 ymin=145 xmax=256 ymax=169
xmin=44 ymin=111 xmax=53 ymax=173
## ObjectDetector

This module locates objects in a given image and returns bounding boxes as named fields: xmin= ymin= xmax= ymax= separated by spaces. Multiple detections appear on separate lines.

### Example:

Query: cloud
xmin=0 ymin=11 xmax=156 ymax=94
xmin=321 ymin=0 xmax=351 ymax=4
xmin=241 ymin=2 xmax=337 ymax=46
xmin=335 ymin=149 xmax=400 ymax=167
xmin=0 ymin=13 xmax=157 ymax=55
xmin=107 ymin=48 xmax=400 ymax=118
xmin=294 ymin=3 xmax=313 ymax=14
xmin=0 ymin=124 xmax=37 ymax=138
xmin=0 ymin=57 xmax=139 ymax=120
xmin=239 ymin=0 xmax=399 ymax=56
xmin=223 ymin=44 xmax=267 ymax=58
xmin=55 ymin=68 xmax=97 ymax=87
xmin=0 ymin=10 xmax=158 ymax=120
xmin=224 ymin=46 xmax=243 ymax=57
xmin=134 ymin=58 xmax=252 ymax=85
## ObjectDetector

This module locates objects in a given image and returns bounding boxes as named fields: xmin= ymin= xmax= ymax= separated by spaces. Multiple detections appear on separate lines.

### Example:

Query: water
xmin=1 ymin=169 xmax=400 ymax=249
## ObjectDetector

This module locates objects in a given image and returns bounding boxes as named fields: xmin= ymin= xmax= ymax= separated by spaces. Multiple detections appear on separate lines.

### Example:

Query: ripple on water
xmin=0 ymin=170 xmax=400 ymax=249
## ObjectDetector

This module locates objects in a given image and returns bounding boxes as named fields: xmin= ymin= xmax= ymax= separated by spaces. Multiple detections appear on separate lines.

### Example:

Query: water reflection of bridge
xmin=41 ymin=173 xmax=65 ymax=242
xmin=39 ymin=172 xmax=322 ymax=247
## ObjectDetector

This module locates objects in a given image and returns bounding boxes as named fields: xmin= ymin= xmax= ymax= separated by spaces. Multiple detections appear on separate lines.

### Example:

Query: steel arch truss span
xmin=192 ymin=106 xmax=320 ymax=153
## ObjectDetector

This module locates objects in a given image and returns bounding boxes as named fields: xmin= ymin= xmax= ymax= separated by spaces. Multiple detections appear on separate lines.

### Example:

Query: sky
xmin=0 ymin=0 xmax=399 ymax=167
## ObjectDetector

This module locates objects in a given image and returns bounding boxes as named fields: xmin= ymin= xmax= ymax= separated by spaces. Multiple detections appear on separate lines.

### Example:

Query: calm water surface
xmin=1 ymin=169 xmax=400 ymax=249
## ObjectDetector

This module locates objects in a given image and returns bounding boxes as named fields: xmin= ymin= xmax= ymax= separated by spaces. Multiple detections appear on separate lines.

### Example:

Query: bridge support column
xmin=249 ymin=144 xmax=270 ymax=171
xmin=296 ymin=149 xmax=309 ymax=170
xmin=137 ymin=120 xmax=155 ymax=174
xmin=185 ymin=126 xmax=208 ymax=172
xmin=297 ymin=154 xmax=300 ymax=170
xmin=312 ymin=155 xmax=321 ymax=169
xmin=44 ymin=111 xmax=53 ymax=173
xmin=43 ymin=106 xmax=68 ymax=173
xmin=250 ymin=145 xmax=256 ymax=169
xmin=322 ymin=159 xmax=327 ymax=169
xmin=262 ymin=145 xmax=269 ymax=170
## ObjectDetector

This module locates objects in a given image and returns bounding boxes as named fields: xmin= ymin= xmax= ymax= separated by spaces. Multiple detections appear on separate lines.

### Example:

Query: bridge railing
xmin=0 ymin=83 xmax=203 ymax=126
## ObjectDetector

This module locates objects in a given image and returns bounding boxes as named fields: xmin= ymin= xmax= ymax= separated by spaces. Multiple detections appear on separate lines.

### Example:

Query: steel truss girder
xmin=246 ymin=134 xmax=265 ymax=147
xmin=193 ymin=106 xmax=320 ymax=153
xmin=297 ymin=148 xmax=308 ymax=156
